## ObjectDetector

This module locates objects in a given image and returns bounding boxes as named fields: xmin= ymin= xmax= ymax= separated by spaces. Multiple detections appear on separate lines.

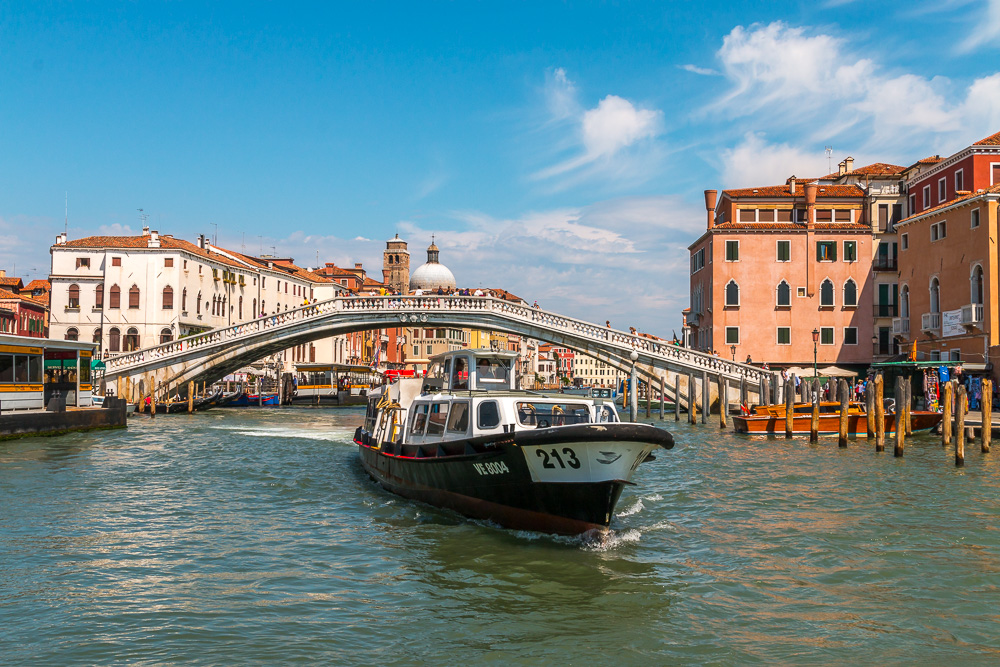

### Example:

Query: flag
xmin=370 ymin=344 xmax=381 ymax=370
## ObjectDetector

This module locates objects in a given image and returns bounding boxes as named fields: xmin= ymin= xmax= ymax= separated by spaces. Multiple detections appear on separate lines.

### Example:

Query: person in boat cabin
xmin=453 ymin=357 xmax=469 ymax=389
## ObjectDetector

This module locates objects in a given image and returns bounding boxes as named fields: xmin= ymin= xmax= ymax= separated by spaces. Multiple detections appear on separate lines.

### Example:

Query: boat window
xmin=443 ymin=359 xmax=451 ymax=384
xmin=475 ymin=357 xmax=511 ymax=389
xmin=516 ymin=402 xmax=591 ymax=428
xmin=427 ymin=402 xmax=449 ymax=437
xmin=410 ymin=403 xmax=429 ymax=435
xmin=452 ymin=356 xmax=469 ymax=390
xmin=478 ymin=400 xmax=501 ymax=429
xmin=447 ymin=401 xmax=470 ymax=434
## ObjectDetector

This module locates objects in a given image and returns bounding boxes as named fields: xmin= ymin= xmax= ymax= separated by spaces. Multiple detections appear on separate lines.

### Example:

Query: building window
xmin=183 ymin=259 xmax=188 ymax=269
xmin=931 ymin=221 xmax=947 ymax=241
xmin=64 ymin=327 xmax=79 ymax=341
xmin=843 ymin=241 xmax=857 ymax=262
xmin=776 ymin=240 xmax=790 ymax=262
xmin=182 ymin=288 xmax=187 ymax=311
xmin=956 ymin=169 xmax=964 ymax=192
xmin=128 ymin=285 xmax=140 ymax=309
xmin=930 ymin=350 xmax=941 ymax=361
xmin=76 ymin=257 xmax=90 ymax=269
xmin=109 ymin=284 xmax=121 ymax=309
xmin=108 ymin=327 xmax=120 ymax=352
xmin=938 ymin=177 xmax=947 ymax=203
xmin=68 ymin=284 xmax=80 ymax=308
xmin=909 ymin=194 xmax=916 ymax=216
xmin=930 ymin=277 xmax=941 ymax=313
xmin=901 ymin=233 xmax=909 ymax=250
xmin=239 ymin=296 xmax=243 ymax=319
xmin=124 ymin=327 xmax=140 ymax=351
xmin=160 ymin=328 xmax=173 ymax=344
xmin=777 ymin=327 xmax=791 ymax=345
xmin=162 ymin=286 xmax=173 ymax=310
xmin=196 ymin=291 xmax=202 ymax=314
xmin=843 ymin=279 xmax=858 ymax=307
xmin=843 ymin=327 xmax=858 ymax=345
xmin=92 ymin=328 xmax=101 ymax=345
xmin=112 ymin=257 xmax=121 ymax=267
xmin=776 ymin=280 xmax=791 ymax=307
xmin=690 ymin=248 xmax=705 ymax=274
xmin=725 ymin=240 xmax=739 ymax=262
xmin=820 ymin=279 xmax=835 ymax=307
xmin=971 ymin=265 xmax=984 ymax=304
xmin=820 ymin=327 xmax=834 ymax=345
xmin=164 ymin=258 xmax=173 ymax=268
xmin=725 ymin=327 xmax=739 ymax=345
xmin=817 ymin=241 xmax=836 ymax=261
xmin=725 ymin=280 xmax=740 ymax=307
xmin=922 ymin=185 xmax=931 ymax=210
xmin=972 ymin=208 xmax=980 ymax=228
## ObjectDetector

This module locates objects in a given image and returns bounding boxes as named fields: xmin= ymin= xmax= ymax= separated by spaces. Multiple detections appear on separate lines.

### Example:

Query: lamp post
xmin=730 ymin=344 xmax=736 ymax=360
xmin=871 ymin=333 xmax=879 ymax=359
xmin=811 ymin=328 xmax=820 ymax=380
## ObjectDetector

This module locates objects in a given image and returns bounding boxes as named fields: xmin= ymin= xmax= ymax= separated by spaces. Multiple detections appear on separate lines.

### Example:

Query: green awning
xmin=91 ymin=359 xmax=106 ymax=370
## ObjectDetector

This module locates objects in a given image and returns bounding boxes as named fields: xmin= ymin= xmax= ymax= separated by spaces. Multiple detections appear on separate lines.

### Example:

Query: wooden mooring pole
xmin=688 ymin=374 xmax=697 ymax=424
xmin=838 ymin=379 xmax=849 ymax=447
xmin=674 ymin=379 xmax=680 ymax=421
xmin=784 ymin=378 xmax=794 ymax=439
xmin=719 ymin=377 xmax=728 ymax=429
xmin=645 ymin=380 xmax=651 ymax=419
xmin=187 ymin=380 xmax=195 ymax=413
xmin=942 ymin=380 xmax=953 ymax=447
xmin=810 ymin=377 xmax=820 ymax=443
xmin=893 ymin=376 xmax=904 ymax=457
xmin=659 ymin=376 xmax=665 ymax=421
xmin=956 ymin=384 xmax=967 ymax=467
xmin=875 ymin=375 xmax=885 ymax=452
xmin=865 ymin=379 xmax=875 ymax=439
xmin=702 ymin=371 xmax=709 ymax=425
xmin=904 ymin=377 xmax=912 ymax=436
xmin=983 ymin=378 xmax=993 ymax=453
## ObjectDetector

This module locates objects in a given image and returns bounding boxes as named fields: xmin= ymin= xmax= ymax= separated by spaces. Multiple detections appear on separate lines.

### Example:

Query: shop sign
xmin=942 ymin=309 xmax=964 ymax=337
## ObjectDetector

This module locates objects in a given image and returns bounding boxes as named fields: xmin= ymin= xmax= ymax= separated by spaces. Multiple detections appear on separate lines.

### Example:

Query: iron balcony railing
xmin=873 ymin=303 xmax=898 ymax=318
xmin=892 ymin=317 xmax=910 ymax=336
xmin=921 ymin=312 xmax=941 ymax=334
xmin=961 ymin=303 xmax=984 ymax=326
xmin=872 ymin=257 xmax=898 ymax=272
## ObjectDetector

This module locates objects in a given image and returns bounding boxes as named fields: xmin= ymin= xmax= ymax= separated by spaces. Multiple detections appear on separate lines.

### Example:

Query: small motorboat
xmin=733 ymin=401 xmax=942 ymax=435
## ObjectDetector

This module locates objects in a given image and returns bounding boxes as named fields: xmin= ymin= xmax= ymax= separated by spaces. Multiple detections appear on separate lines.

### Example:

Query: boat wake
xmin=208 ymin=425 xmax=354 ymax=441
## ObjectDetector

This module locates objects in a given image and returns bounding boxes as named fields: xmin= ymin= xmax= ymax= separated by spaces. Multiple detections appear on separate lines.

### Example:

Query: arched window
xmin=128 ymin=284 xmax=140 ymax=309
xmin=196 ymin=291 xmax=202 ymax=314
xmin=971 ymin=265 xmax=984 ymax=304
xmin=110 ymin=284 xmax=121 ymax=309
xmin=930 ymin=277 xmax=940 ymax=313
xmin=162 ymin=286 xmax=173 ymax=310
xmin=239 ymin=296 xmax=243 ymax=319
xmin=900 ymin=285 xmax=910 ymax=318
xmin=95 ymin=283 xmax=103 ymax=309
xmin=253 ymin=298 xmax=257 ymax=318
xmin=820 ymin=279 xmax=834 ymax=307
xmin=843 ymin=279 xmax=858 ymax=307
xmin=182 ymin=288 xmax=187 ymax=312
xmin=109 ymin=327 xmax=120 ymax=352
xmin=92 ymin=328 xmax=101 ymax=345
xmin=725 ymin=280 xmax=740 ymax=307
xmin=68 ymin=284 xmax=80 ymax=308
xmin=65 ymin=327 xmax=79 ymax=341
xmin=776 ymin=280 xmax=791 ymax=307
xmin=124 ymin=327 xmax=140 ymax=351
xmin=160 ymin=328 xmax=173 ymax=344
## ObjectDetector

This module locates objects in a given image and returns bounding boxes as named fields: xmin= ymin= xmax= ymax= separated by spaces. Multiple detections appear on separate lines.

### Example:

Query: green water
xmin=2 ymin=407 xmax=999 ymax=664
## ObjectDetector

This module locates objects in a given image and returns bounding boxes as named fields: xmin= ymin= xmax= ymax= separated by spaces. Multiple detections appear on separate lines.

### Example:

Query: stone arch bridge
xmin=103 ymin=296 xmax=776 ymax=408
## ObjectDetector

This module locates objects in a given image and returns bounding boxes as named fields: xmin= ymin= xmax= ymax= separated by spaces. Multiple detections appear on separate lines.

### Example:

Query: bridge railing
xmin=104 ymin=294 xmax=769 ymax=383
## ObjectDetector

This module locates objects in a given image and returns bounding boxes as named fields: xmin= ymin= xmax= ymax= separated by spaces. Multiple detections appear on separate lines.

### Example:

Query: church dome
xmin=410 ymin=237 xmax=456 ymax=291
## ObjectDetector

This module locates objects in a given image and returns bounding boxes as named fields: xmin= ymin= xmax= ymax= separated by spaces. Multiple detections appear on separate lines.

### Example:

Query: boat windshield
xmin=515 ymin=402 xmax=591 ymax=428
xmin=475 ymin=357 xmax=511 ymax=389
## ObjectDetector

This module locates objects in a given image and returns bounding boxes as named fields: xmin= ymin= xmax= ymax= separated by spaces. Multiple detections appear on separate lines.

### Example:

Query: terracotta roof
xmin=722 ymin=184 xmax=865 ymax=198
xmin=0 ymin=288 xmax=46 ymax=308
xmin=897 ymin=184 xmax=1000 ymax=225
xmin=487 ymin=288 xmax=525 ymax=303
xmin=0 ymin=277 xmax=23 ymax=290
xmin=821 ymin=163 xmax=906 ymax=179
xmin=25 ymin=279 xmax=50 ymax=291
xmin=973 ymin=130 xmax=1000 ymax=146
xmin=0 ymin=288 xmax=20 ymax=300
xmin=713 ymin=222 xmax=870 ymax=231
xmin=60 ymin=235 xmax=252 ymax=271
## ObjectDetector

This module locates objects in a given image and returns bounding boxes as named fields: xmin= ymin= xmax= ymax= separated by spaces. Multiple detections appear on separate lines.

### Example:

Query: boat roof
xmin=294 ymin=363 xmax=378 ymax=373
xmin=429 ymin=348 xmax=519 ymax=363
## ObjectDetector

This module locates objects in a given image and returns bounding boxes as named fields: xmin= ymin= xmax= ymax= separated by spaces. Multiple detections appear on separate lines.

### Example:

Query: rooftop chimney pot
xmin=703 ymin=189 xmax=718 ymax=229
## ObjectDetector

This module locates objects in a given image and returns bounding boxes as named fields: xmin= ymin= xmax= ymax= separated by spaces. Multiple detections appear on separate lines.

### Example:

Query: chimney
xmin=845 ymin=156 xmax=854 ymax=172
xmin=804 ymin=182 xmax=818 ymax=228
xmin=148 ymin=230 xmax=160 ymax=248
xmin=354 ymin=263 xmax=363 ymax=270
xmin=838 ymin=160 xmax=847 ymax=176
xmin=142 ymin=225 xmax=150 ymax=235
xmin=0 ymin=269 xmax=5 ymax=278
xmin=789 ymin=176 xmax=797 ymax=195
xmin=704 ymin=189 xmax=718 ymax=229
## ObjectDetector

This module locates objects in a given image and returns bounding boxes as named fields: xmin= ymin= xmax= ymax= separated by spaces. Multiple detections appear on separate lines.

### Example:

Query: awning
xmin=871 ymin=360 xmax=989 ymax=371
xmin=820 ymin=365 xmax=858 ymax=378
xmin=91 ymin=359 xmax=106 ymax=370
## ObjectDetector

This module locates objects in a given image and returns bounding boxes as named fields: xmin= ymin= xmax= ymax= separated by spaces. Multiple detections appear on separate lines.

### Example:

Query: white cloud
xmin=98 ymin=223 xmax=134 ymax=236
xmin=961 ymin=0 xmax=1000 ymax=52
xmin=679 ymin=64 xmax=719 ymax=76
xmin=712 ymin=21 xmax=1000 ymax=151
xmin=532 ymin=69 xmax=664 ymax=189
xmin=719 ymin=133 xmax=826 ymax=187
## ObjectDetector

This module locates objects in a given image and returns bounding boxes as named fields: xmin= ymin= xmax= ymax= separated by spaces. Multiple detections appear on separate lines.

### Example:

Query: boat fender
xmin=740 ymin=402 xmax=751 ymax=416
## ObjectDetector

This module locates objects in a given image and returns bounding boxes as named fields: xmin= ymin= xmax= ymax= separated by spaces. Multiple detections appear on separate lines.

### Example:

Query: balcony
xmin=687 ymin=311 xmax=700 ymax=326
xmin=873 ymin=303 xmax=898 ymax=318
xmin=892 ymin=317 xmax=910 ymax=336
xmin=872 ymin=257 xmax=898 ymax=272
xmin=921 ymin=312 xmax=941 ymax=335
xmin=961 ymin=303 xmax=984 ymax=327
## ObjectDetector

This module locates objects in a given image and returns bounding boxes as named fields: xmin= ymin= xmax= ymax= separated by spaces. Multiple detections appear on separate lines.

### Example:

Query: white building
xmin=48 ymin=229 xmax=350 ymax=370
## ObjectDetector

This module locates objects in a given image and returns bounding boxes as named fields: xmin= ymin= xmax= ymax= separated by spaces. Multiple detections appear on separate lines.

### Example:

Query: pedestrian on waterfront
xmin=437 ymin=287 xmax=445 ymax=295
xmin=762 ymin=362 xmax=769 ymax=371
xmin=746 ymin=355 xmax=753 ymax=364
xmin=606 ymin=320 xmax=610 ymax=328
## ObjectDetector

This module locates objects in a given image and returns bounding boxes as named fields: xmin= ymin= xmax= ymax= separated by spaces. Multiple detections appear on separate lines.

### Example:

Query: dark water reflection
xmin=2 ymin=408 xmax=1000 ymax=663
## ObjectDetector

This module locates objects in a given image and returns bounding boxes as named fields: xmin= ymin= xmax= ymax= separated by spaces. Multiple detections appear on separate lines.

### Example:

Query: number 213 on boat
xmin=536 ymin=448 xmax=581 ymax=469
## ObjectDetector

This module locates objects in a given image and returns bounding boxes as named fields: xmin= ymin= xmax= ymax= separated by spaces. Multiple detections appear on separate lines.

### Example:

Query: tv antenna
xmin=138 ymin=208 xmax=148 ymax=230
xmin=64 ymin=192 xmax=68 ymax=237
xmin=210 ymin=222 xmax=218 ymax=246
xmin=825 ymin=146 xmax=833 ymax=174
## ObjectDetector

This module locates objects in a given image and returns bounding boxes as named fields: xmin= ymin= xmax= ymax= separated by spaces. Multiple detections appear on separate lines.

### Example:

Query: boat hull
xmin=733 ymin=411 xmax=942 ymax=435
xmin=355 ymin=423 xmax=672 ymax=535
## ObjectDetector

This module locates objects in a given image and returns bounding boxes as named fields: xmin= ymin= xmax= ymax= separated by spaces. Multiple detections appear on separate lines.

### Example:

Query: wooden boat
xmin=152 ymin=388 xmax=223 ymax=414
xmin=353 ymin=349 xmax=674 ymax=536
xmin=220 ymin=391 xmax=280 ymax=407
xmin=733 ymin=403 xmax=942 ymax=436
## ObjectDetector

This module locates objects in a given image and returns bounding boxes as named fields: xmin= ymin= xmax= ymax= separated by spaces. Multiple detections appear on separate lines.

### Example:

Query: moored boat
xmin=353 ymin=349 xmax=674 ymax=536
xmin=733 ymin=402 xmax=942 ymax=435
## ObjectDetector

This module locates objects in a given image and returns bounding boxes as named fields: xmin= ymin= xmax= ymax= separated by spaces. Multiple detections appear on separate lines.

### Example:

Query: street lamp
xmin=730 ymin=344 xmax=736 ymax=361
xmin=811 ymin=328 xmax=820 ymax=380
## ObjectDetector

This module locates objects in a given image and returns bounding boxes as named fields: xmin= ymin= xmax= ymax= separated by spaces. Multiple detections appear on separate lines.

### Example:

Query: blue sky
xmin=3 ymin=1 xmax=1000 ymax=335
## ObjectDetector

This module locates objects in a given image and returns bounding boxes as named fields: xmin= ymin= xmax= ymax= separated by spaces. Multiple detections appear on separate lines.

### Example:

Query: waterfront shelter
xmin=688 ymin=179 xmax=874 ymax=368
xmin=0 ymin=333 xmax=97 ymax=411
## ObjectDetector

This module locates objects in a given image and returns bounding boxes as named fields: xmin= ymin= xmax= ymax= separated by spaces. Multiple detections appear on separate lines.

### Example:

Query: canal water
xmin=2 ymin=407 xmax=1000 ymax=664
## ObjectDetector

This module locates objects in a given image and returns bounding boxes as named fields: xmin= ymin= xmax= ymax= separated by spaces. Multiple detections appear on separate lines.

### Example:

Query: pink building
xmin=688 ymin=179 xmax=874 ymax=368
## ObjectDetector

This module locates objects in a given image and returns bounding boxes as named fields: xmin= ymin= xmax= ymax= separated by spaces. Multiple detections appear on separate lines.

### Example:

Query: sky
xmin=3 ymin=1 xmax=1000 ymax=336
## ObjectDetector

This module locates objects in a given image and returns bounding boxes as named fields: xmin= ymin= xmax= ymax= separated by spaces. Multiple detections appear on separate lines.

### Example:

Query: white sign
xmin=942 ymin=309 xmax=964 ymax=337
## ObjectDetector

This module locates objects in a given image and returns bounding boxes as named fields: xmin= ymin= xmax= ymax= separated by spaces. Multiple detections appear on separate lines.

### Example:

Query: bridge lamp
xmin=811 ymin=328 xmax=820 ymax=380
xmin=730 ymin=344 xmax=736 ymax=361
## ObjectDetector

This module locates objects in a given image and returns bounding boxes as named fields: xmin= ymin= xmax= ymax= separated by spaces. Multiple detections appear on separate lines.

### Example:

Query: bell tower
xmin=382 ymin=234 xmax=410 ymax=294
